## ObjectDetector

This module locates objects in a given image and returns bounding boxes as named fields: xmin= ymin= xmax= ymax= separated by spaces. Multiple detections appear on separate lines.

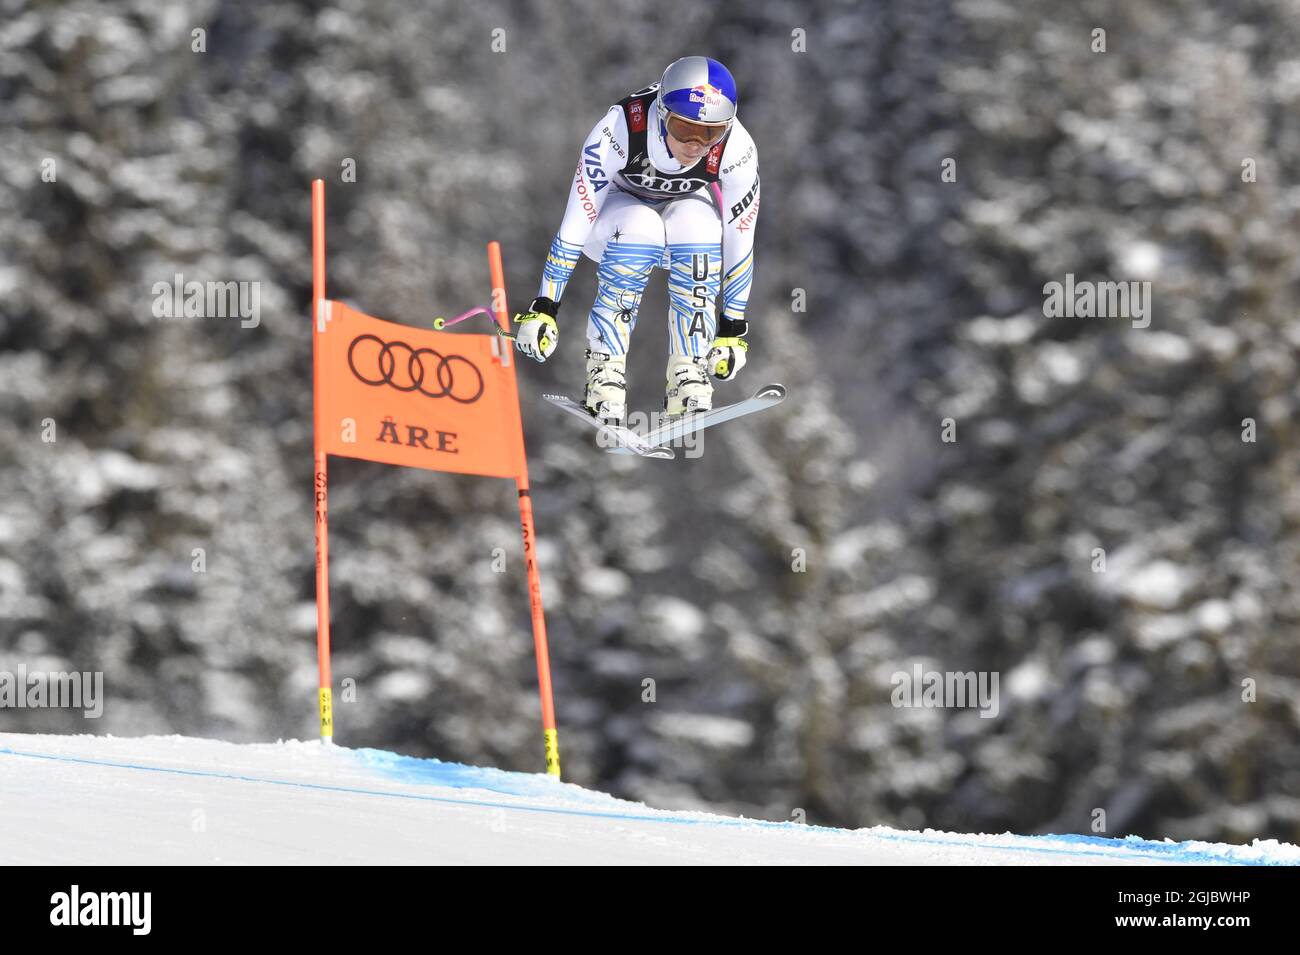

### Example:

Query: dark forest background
xmin=3 ymin=0 xmax=1299 ymax=843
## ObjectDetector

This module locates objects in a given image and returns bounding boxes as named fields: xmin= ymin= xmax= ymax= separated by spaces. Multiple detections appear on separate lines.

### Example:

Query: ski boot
xmin=583 ymin=349 xmax=628 ymax=426
xmin=664 ymin=354 xmax=713 ymax=417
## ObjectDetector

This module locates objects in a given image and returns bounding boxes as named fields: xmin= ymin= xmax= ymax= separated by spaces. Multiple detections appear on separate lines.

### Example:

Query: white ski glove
xmin=706 ymin=319 xmax=749 ymax=381
xmin=514 ymin=297 xmax=559 ymax=362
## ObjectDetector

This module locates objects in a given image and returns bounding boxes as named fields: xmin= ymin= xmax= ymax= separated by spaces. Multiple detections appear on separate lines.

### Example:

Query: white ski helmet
xmin=655 ymin=56 xmax=738 ymax=139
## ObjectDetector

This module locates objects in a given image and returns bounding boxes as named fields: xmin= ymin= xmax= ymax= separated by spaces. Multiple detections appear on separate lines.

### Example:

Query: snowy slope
xmin=1 ymin=733 xmax=1296 ymax=865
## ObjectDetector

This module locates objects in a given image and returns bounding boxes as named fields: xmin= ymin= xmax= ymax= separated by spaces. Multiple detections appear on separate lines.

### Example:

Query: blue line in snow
xmin=0 ymin=746 xmax=1289 ymax=864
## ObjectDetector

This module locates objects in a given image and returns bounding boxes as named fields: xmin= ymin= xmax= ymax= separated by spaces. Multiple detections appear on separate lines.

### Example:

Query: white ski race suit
xmin=534 ymin=82 xmax=761 ymax=359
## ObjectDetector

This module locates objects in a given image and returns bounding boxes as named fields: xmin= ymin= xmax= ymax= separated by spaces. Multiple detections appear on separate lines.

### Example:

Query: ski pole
xmin=433 ymin=306 xmax=515 ymax=338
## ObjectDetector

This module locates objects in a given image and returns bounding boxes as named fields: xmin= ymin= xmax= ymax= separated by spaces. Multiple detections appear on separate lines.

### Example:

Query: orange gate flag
xmin=310 ymin=178 xmax=561 ymax=779
xmin=316 ymin=301 xmax=522 ymax=479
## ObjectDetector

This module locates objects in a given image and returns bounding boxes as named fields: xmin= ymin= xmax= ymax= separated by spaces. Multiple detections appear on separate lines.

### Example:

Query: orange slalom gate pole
xmin=488 ymin=240 xmax=561 ymax=778
xmin=311 ymin=179 xmax=334 ymax=743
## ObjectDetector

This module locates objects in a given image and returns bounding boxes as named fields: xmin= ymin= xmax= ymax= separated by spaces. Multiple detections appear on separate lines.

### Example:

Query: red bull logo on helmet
xmin=689 ymin=83 xmax=725 ymax=109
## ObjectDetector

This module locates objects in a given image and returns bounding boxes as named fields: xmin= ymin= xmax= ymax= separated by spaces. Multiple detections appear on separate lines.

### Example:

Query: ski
xmin=606 ymin=383 xmax=786 ymax=455
xmin=543 ymin=394 xmax=676 ymax=459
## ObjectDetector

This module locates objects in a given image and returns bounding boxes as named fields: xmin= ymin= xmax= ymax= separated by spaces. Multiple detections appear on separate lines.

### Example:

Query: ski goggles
xmin=664 ymin=112 xmax=731 ymax=147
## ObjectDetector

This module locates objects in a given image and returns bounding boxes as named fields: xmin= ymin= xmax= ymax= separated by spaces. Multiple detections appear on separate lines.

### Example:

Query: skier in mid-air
xmin=512 ymin=56 xmax=760 ymax=424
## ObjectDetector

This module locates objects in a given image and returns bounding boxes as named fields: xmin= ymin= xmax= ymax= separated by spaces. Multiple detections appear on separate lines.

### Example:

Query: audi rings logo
xmin=347 ymin=334 xmax=484 ymax=403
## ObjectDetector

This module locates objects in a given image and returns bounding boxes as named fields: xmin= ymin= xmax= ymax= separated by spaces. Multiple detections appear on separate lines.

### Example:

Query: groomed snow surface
xmin=1 ymin=733 xmax=1296 ymax=865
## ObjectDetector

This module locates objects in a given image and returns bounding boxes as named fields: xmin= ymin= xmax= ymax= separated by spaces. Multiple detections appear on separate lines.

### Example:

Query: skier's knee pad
xmin=611 ymin=202 xmax=668 ymax=247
